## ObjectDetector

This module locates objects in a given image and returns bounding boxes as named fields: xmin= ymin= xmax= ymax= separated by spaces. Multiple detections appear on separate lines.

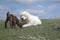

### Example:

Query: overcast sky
xmin=0 ymin=0 xmax=60 ymax=19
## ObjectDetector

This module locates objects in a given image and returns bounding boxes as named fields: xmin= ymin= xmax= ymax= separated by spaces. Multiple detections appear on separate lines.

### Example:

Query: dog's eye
xmin=24 ymin=15 xmax=26 ymax=17
xmin=20 ymin=15 xmax=27 ymax=18
xmin=20 ymin=15 xmax=23 ymax=17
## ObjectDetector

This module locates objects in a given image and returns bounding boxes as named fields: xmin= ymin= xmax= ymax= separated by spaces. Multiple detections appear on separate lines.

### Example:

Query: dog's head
xmin=20 ymin=11 xmax=30 ymax=21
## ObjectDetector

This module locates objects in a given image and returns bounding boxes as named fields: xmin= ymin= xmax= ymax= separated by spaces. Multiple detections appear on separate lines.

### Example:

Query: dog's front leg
xmin=23 ymin=24 xmax=31 ymax=27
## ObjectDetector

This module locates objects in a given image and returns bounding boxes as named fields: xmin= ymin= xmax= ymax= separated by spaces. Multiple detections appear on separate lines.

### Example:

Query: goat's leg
xmin=5 ymin=18 xmax=8 ymax=28
xmin=10 ymin=21 xmax=13 ymax=29
xmin=16 ymin=21 xmax=22 ymax=28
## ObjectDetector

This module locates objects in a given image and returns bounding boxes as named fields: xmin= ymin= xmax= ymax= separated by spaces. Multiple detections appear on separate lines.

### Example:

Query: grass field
xmin=0 ymin=19 xmax=60 ymax=40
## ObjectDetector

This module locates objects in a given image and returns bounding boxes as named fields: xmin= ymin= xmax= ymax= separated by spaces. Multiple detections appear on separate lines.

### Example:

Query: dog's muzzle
xmin=21 ymin=18 xmax=24 ymax=21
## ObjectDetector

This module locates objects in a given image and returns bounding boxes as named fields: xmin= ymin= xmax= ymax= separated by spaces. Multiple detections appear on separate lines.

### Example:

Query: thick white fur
xmin=20 ymin=11 xmax=42 ymax=27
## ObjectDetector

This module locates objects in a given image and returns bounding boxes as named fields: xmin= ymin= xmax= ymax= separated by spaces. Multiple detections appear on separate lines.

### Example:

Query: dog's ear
xmin=7 ymin=12 xmax=9 ymax=16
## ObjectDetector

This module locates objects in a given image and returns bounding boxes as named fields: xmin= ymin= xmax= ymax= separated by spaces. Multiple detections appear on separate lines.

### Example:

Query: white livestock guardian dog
xmin=20 ymin=11 xmax=42 ymax=27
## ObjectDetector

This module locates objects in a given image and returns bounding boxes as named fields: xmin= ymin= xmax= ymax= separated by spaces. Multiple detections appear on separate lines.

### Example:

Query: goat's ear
xmin=7 ymin=12 xmax=9 ymax=16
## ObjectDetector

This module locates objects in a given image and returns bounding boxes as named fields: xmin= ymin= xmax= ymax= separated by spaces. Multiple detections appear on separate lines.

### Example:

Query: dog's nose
xmin=21 ymin=18 xmax=23 ymax=21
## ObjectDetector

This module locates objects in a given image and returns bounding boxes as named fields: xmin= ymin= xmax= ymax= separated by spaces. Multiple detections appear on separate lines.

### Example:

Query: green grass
xmin=0 ymin=19 xmax=60 ymax=40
